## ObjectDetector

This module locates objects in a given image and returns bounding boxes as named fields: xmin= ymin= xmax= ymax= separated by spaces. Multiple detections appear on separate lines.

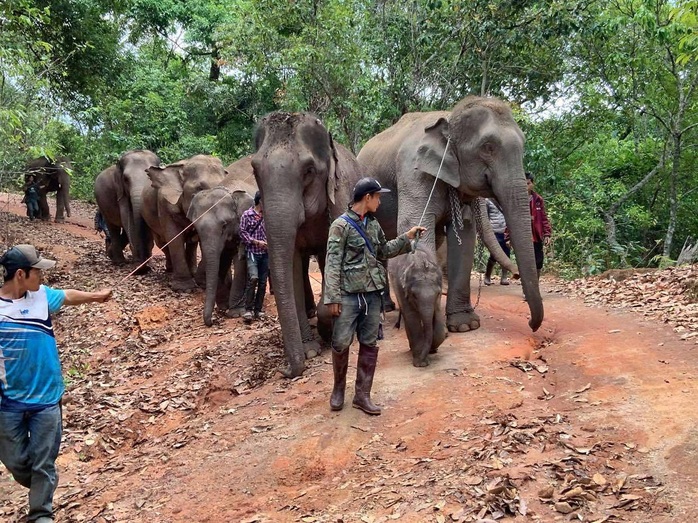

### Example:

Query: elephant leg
xmin=432 ymin=306 xmax=448 ymax=353
xmin=293 ymin=251 xmax=320 ymax=359
xmin=54 ymin=189 xmax=65 ymax=223
xmin=165 ymin=225 xmax=197 ymax=292
xmin=185 ymin=239 xmax=198 ymax=278
xmin=38 ymin=195 xmax=50 ymax=221
xmin=445 ymin=218 xmax=480 ymax=332
xmin=226 ymin=250 xmax=247 ymax=318
xmin=303 ymin=255 xmax=317 ymax=319
xmin=381 ymin=260 xmax=397 ymax=312
xmin=106 ymin=223 xmax=127 ymax=264
xmin=215 ymin=248 xmax=234 ymax=311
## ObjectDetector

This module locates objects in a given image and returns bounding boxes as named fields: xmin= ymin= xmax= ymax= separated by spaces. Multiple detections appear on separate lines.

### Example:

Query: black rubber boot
xmin=330 ymin=348 xmax=350 ymax=411
xmin=352 ymin=344 xmax=381 ymax=415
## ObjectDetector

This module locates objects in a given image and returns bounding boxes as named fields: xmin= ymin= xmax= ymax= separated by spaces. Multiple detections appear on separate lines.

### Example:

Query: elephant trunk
xmin=496 ymin=178 xmax=543 ymax=331
xmin=129 ymin=191 xmax=151 ymax=263
xmin=263 ymin=198 xmax=306 ymax=377
xmin=201 ymin=232 xmax=223 ymax=327
xmin=473 ymin=199 xmax=518 ymax=275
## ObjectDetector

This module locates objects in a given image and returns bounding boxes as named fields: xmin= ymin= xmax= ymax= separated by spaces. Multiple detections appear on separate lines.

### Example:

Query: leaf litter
xmin=0 ymin=203 xmax=680 ymax=522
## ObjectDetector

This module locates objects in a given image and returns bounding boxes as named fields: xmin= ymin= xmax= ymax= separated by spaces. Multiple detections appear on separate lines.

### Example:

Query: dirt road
xmin=0 ymin=193 xmax=696 ymax=522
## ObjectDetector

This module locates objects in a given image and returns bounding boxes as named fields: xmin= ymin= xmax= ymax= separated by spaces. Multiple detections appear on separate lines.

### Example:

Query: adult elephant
xmin=252 ymin=112 xmax=363 ymax=378
xmin=188 ymin=156 xmax=256 ymax=326
xmin=143 ymin=155 xmax=227 ymax=291
xmin=358 ymin=96 xmax=543 ymax=333
xmin=25 ymin=156 xmax=71 ymax=222
xmin=94 ymin=150 xmax=159 ymax=270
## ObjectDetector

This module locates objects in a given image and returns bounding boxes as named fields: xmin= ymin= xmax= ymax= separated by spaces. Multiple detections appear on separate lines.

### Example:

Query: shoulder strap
xmin=341 ymin=214 xmax=375 ymax=256
xmin=247 ymin=213 xmax=263 ymax=235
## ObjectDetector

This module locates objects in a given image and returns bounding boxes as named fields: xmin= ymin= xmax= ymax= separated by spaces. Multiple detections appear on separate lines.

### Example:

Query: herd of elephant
xmin=36 ymin=95 xmax=544 ymax=378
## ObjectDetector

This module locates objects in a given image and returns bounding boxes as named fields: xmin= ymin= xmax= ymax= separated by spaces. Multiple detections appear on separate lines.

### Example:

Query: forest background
xmin=1 ymin=0 xmax=697 ymax=277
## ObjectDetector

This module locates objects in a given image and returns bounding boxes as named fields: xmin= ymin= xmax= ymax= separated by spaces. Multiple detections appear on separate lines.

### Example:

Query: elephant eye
xmin=481 ymin=142 xmax=495 ymax=156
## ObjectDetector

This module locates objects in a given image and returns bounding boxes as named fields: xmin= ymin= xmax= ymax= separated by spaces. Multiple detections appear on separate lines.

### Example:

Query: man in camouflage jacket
xmin=324 ymin=177 xmax=424 ymax=415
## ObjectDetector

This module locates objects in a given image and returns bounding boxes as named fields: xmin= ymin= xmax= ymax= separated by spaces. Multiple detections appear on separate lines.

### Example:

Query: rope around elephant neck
xmin=119 ymin=191 xmax=232 ymax=282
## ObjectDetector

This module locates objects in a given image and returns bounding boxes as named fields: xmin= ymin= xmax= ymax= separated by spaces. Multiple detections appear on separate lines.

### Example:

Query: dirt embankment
xmin=0 ymin=194 xmax=697 ymax=523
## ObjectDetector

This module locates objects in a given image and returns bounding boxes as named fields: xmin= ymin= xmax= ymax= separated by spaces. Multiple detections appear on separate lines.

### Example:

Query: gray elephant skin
xmin=390 ymin=243 xmax=448 ymax=367
xmin=25 ymin=156 xmax=71 ymax=222
xmin=94 ymin=150 xmax=159 ymax=271
xmin=188 ymin=155 xmax=256 ymax=326
xmin=142 ymin=155 xmax=227 ymax=291
xmin=358 ymin=96 xmax=543 ymax=333
xmin=252 ymin=112 xmax=363 ymax=378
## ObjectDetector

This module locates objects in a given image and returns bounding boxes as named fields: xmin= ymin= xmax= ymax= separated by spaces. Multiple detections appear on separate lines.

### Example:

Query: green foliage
xmin=1 ymin=0 xmax=698 ymax=278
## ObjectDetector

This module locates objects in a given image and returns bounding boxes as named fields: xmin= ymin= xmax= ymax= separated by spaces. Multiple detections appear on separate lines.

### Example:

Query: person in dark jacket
xmin=324 ymin=178 xmax=424 ymax=415
xmin=22 ymin=175 xmax=40 ymax=221
xmin=526 ymin=172 xmax=552 ymax=276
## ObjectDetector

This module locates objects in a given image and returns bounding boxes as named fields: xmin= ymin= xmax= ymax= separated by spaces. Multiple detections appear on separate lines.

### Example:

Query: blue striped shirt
xmin=0 ymin=285 xmax=66 ymax=410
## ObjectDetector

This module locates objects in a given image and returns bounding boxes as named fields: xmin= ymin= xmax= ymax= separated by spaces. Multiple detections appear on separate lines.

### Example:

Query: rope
xmin=119 ymin=190 xmax=232 ymax=282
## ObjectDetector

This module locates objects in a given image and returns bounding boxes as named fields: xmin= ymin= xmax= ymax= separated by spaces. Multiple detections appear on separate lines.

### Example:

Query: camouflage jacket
xmin=324 ymin=208 xmax=412 ymax=304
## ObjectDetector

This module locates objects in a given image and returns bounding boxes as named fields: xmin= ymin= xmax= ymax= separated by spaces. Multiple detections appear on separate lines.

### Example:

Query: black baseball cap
xmin=0 ymin=244 xmax=56 ymax=272
xmin=353 ymin=177 xmax=390 ymax=201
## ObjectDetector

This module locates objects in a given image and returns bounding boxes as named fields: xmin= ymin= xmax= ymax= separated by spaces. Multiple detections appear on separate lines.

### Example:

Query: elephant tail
xmin=394 ymin=310 xmax=402 ymax=330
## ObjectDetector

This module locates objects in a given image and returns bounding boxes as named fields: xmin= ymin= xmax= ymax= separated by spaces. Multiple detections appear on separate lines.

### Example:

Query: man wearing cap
xmin=324 ymin=177 xmax=425 ymax=415
xmin=239 ymin=191 xmax=269 ymax=321
xmin=0 ymin=244 xmax=112 ymax=523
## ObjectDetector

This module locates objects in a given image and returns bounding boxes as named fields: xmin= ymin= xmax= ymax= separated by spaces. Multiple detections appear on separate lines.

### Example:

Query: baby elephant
xmin=390 ymin=243 xmax=447 ymax=367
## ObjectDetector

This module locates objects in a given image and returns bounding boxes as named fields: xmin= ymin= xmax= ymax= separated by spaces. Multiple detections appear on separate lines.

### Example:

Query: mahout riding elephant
xmin=390 ymin=243 xmax=447 ymax=367
xmin=252 ymin=112 xmax=363 ymax=378
xmin=94 ymin=150 xmax=159 ymax=271
xmin=143 ymin=155 xmax=227 ymax=291
xmin=25 ymin=156 xmax=71 ymax=222
xmin=358 ymin=96 xmax=543 ymax=334
xmin=188 ymin=156 xmax=256 ymax=326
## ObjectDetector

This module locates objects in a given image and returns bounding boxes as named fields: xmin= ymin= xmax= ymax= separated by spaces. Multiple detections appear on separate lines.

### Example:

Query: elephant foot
xmin=54 ymin=217 xmax=65 ymax=223
xmin=304 ymin=340 xmax=321 ymax=360
xmin=225 ymin=307 xmax=245 ymax=319
xmin=412 ymin=355 xmax=429 ymax=368
xmin=279 ymin=362 xmax=305 ymax=378
xmin=171 ymin=278 xmax=198 ymax=292
xmin=447 ymin=310 xmax=480 ymax=333
xmin=133 ymin=264 xmax=152 ymax=275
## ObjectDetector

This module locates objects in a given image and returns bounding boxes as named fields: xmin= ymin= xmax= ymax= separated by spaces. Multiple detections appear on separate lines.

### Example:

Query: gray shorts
xmin=332 ymin=291 xmax=382 ymax=351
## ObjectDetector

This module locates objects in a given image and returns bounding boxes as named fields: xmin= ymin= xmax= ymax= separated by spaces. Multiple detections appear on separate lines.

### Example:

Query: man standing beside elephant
xmin=325 ymin=178 xmax=425 ymax=416
xmin=240 ymin=191 xmax=269 ymax=321
xmin=526 ymin=172 xmax=552 ymax=276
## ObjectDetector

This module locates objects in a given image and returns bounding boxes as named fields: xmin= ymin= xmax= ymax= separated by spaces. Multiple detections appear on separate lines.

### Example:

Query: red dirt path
xmin=0 ymin=193 xmax=696 ymax=522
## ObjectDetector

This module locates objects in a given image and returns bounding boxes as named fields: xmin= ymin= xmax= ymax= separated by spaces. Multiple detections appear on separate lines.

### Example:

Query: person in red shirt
xmin=526 ymin=172 xmax=552 ymax=276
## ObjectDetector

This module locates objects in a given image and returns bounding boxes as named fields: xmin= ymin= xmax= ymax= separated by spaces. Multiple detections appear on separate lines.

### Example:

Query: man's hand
xmin=328 ymin=303 xmax=342 ymax=317
xmin=95 ymin=289 xmax=113 ymax=302
xmin=254 ymin=240 xmax=267 ymax=248
xmin=544 ymin=236 xmax=552 ymax=246
xmin=405 ymin=226 xmax=427 ymax=240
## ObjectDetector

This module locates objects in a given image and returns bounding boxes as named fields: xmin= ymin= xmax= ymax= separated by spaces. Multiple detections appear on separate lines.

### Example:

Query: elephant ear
xmin=326 ymin=133 xmax=339 ymax=206
xmin=147 ymin=163 xmax=185 ymax=206
xmin=116 ymin=166 xmax=125 ymax=201
xmin=414 ymin=117 xmax=460 ymax=189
